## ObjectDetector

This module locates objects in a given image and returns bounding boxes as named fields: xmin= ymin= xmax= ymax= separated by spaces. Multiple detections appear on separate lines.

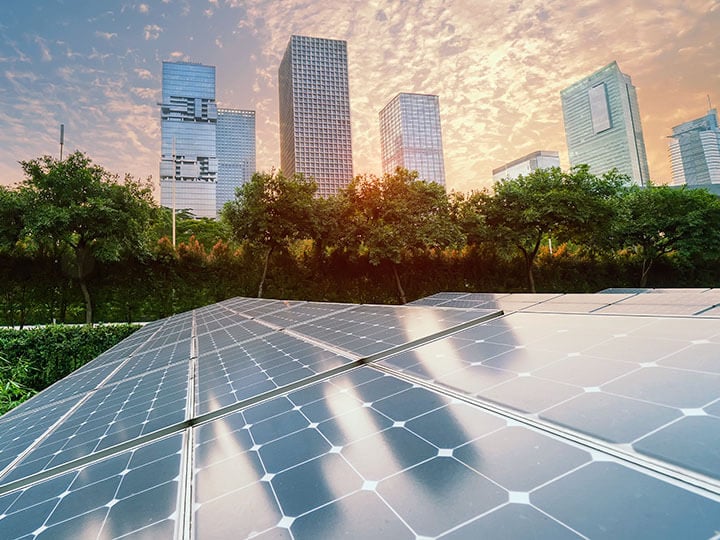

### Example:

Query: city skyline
xmin=0 ymin=1 xmax=718 ymax=194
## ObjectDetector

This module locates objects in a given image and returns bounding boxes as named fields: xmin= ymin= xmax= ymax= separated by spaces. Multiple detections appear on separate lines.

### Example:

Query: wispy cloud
xmin=34 ymin=36 xmax=52 ymax=62
xmin=95 ymin=31 xmax=118 ymax=40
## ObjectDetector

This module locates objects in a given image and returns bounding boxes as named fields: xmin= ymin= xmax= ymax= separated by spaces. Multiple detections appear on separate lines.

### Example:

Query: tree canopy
xmin=17 ymin=152 xmax=156 ymax=324
xmin=476 ymin=166 xmax=626 ymax=292
xmin=338 ymin=168 xmax=462 ymax=303
xmin=222 ymin=170 xmax=317 ymax=297
xmin=613 ymin=184 xmax=720 ymax=286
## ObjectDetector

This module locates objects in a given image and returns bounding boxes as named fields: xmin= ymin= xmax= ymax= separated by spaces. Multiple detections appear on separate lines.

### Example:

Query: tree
xmin=613 ymin=184 xmax=720 ymax=287
xmin=18 ymin=152 xmax=156 ymax=324
xmin=0 ymin=186 xmax=25 ymax=253
xmin=222 ymin=171 xmax=316 ymax=298
xmin=480 ymin=166 xmax=625 ymax=292
xmin=337 ymin=168 xmax=462 ymax=304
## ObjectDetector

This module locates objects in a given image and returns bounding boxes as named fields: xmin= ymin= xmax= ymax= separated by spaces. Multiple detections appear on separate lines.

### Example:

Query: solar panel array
xmin=411 ymin=288 xmax=720 ymax=317
xmin=0 ymin=294 xmax=718 ymax=539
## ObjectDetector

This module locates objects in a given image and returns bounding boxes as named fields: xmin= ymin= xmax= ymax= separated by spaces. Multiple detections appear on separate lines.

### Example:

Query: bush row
xmin=0 ymin=324 xmax=140 ymax=393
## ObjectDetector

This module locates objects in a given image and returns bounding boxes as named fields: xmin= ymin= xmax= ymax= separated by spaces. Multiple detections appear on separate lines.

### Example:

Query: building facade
xmin=159 ymin=61 xmax=218 ymax=218
xmin=668 ymin=108 xmax=720 ymax=186
xmin=278 ymin=35 xmax=353 ymax=197
xmin=216 ymin=108 xmax=256 ymax=213
xmin=379 ymin=93 xmax=446 ymax=186
xmin=561 ymin=61 xmax=649 ymax=185
xmin=492 ymin=150 xmax=560 ymax=182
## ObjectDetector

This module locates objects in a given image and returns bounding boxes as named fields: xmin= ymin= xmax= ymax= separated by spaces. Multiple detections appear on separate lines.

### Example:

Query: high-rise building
xmin=561 ymin=61 xmax=649 ymax=185
xmin=216 ymin=108 xmax=256 ymax=213
xmin=159 ymin=61 xmax=218 ymax=218
xmin=492 ymin=150 xmax=560 ymax=182
xmin=278 ymin=35 xmax=353 ymax=197
xmin=668 ymin=108 xmax=720 ymax=186
xmin=379 ymin=93 xmax=446 ymax=186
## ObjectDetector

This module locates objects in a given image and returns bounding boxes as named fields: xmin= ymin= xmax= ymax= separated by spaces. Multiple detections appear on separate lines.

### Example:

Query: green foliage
xmin=338 ymin=168 xmax=462 ymax=303
xmin=475 ymin=166 xmax=626 ymax=292
xmin=222 ymin=170 xmax=317 ymax=297
xmin=0 ymin=355 xmax=37 ymax=416
xmin=1 ymin=150 xmax=720 ymax=322
xmin=613 ymin=184 xmax=720 ymax=286
xmin=0 ymin=324 xmax=140 ymax=392
xmin=150 ymin=207 xmax=232 ymax=250
xmin=17 ymin=152 xmax=157 ymax=323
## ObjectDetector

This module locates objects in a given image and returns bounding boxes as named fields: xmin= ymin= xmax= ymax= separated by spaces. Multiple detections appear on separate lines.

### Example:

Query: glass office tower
xmin=561 ymin=61 xmax=649 ymax=186
xmin=668 ymin=108 xmax=720 ymax=186
xmin=278 ymin=35 xmax=353 ymax=197
xmin=379 ymin=93 xmax=446 ymax=186
xmin=216 ymin=108 xmax=256 ymax=213
xmin=159 ymin=61 xmax=218 ymax=218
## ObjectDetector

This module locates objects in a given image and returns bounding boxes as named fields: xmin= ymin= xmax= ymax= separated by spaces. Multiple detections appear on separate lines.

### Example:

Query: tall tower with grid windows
xmin=216 ymin=108 xmax=256 ymax=213
xmin=159 ymin=61 xmax=218 ymax=218
xmin=379 ymin=93 xmax=446 ymax=187
xmin=561 ymin=61 xmax=649 ymax=186
xmin=278 ymin=35 xmax=354 ymax=197
xmin=668 ymin=108 xmax=720 ymax=186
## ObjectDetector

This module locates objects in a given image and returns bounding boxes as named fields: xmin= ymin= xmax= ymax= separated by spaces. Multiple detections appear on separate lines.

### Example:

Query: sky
xmin=0 ymin=0 xmax=718 ymax=195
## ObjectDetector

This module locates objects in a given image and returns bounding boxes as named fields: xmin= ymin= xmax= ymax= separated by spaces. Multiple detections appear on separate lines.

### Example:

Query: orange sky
xmin=1 ymin=1 xmax=718 ymax=194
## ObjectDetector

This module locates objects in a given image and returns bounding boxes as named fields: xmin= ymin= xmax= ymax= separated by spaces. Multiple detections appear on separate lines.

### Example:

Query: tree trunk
xmin=76 ymin=245 xmax=93 ymax=325
xmin=392 ymin=263 xmax=407 ymax=304
xmin=258 ymin=245 xmax=273 ymax=298
xmin=79 ymin=277 xmax=93 ymax=325
xmin=639 ymin=258 xmax=653 ymax=288
xmin=526 ymin=259 xmax=536 ymax=294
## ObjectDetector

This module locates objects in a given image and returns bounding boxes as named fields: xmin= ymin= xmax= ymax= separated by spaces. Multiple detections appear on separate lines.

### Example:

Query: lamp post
xmin=172 ymin=137 xmax=176 ymax=247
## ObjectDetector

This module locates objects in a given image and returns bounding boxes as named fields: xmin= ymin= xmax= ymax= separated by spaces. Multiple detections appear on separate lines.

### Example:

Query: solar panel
xmin=0 ymin=433 xmax=183 ymax=539
xmin=378 ymin=311 xmax=720 ymax=484
xmin=0 ymin=294 xmax=718 ymax=539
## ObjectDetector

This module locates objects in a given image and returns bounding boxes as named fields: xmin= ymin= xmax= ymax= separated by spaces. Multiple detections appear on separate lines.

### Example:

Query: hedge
xmin=0 ymin=324 xmax=140 ymax=394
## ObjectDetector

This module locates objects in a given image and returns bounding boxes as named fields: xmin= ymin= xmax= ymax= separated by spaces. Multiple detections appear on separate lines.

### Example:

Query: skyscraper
xmin=379 ymin=93 xmax=446 ymax=186
xmin=492 ymin=150 xmax=560 ymax=182
xmin=278 ymin=35 xmax=353 ymax=197
xmin=668 ymin=108 xmax=720 ymax=186
xmin=159 ymin=61 xmax=218 ymax=218
xmin=216 ymin=108 xmax=256 ymax=213
xmin=561 ymin=61 xmax=649 ymax=185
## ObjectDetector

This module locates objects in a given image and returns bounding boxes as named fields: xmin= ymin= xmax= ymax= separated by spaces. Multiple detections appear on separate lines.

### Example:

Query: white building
xmin=668 ymin=108 xmax=720 ymax=186
xmin=492 ymin=150 xmax=560 ymax=182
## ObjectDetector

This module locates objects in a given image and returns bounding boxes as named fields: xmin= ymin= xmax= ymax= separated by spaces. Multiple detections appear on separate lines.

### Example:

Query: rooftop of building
xmin=492 ymin=150 xmax=560 ymax=175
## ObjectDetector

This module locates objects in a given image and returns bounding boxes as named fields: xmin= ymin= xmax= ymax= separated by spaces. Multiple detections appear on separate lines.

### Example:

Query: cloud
xmin=144 ymin=24 xmax=163 ymax=40
xmin=134 ymin=68 xmax=153 ymax=79
xmin=138 ymin=3 xmax=149 ymax=13
xmin=95 ymin=31 xmax=118 ymax=40
xmin=34 ymin=36 xmax=52 ymax=62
